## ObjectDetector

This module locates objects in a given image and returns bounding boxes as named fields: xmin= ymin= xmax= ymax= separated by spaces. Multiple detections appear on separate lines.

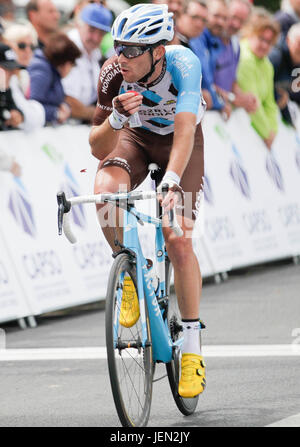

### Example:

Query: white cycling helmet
xmin=111 ymin=3 xmax=174 ymax=45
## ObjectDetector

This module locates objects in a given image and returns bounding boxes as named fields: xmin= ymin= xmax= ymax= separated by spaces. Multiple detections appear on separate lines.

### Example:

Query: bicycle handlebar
xmin=57 ymin=188 xmax=183 ymax=244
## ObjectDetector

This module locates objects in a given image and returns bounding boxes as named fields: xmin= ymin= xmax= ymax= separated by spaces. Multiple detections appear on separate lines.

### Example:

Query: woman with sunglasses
xmin=90 ymin=3 xmax=207 ymax=400
xmin=3 ymin=23 xmax=45 ymax=131
xmin=3 ymin=23 xmax=37 ymax=96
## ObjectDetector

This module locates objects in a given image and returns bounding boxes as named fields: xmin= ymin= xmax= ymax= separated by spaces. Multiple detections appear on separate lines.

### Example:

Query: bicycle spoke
xmin=119 ymin=355 xmax=146 ymax=413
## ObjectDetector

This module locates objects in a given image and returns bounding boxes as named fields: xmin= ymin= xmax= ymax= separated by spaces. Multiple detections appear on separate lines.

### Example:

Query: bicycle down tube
xmin=122 ymin=204 xmax=173 ymax=363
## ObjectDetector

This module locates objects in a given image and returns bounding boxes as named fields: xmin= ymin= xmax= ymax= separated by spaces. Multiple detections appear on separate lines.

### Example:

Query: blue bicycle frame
xmin=114 ymin=203 xmax=175 ymax=363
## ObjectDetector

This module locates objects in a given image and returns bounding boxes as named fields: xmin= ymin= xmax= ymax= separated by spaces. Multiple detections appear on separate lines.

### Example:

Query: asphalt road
xmin=1 ymin=259 xmax=300 ymax=428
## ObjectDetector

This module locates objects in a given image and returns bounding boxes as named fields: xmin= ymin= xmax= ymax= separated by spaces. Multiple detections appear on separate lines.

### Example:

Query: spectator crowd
xmin=1 ymin=0 xmax=300 ymax=175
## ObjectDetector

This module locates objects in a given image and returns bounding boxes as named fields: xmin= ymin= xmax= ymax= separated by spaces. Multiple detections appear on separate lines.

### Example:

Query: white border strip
xmin=265 ymin=414 xmax=300 ymax=427
xmin=0 ymin=344 xmax=300 ymax=361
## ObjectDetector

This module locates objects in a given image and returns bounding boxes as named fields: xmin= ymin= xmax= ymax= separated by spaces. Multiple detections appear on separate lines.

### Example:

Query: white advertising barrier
xmin=272 ymin=120 xmax=300 ymax=252
xmin=227 ymin=110 xmax=300 ymax=261
xmin=0 ymin=125 xmax=206 ymax=322
xmin=202 ymin=109 xmax=300 ymax=272
xmin=0 ymin=227 xmax=31 ymax=324
xmin=0 ymin=126 xmax=111 ymax=317
xmin=1 ymin=111 xmax=300 ymax=324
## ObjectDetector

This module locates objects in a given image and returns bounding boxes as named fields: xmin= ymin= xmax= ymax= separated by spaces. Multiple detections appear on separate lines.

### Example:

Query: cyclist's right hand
xmin=109 ymin=92 xmax=143 ymax=130
xmin=113 ymin=92 xmax=143 ymax=117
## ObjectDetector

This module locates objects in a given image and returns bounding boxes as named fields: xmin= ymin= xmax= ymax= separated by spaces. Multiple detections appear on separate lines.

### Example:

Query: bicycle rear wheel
xmin=165 ymin=258 xmax=199 ymax=416
xmin=105 ymin=252 xmax=153 ymax=427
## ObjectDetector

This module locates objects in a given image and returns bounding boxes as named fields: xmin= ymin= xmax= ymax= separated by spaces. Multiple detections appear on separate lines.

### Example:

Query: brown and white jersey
xmin=93 ymin=45 xmax=205 ymax=136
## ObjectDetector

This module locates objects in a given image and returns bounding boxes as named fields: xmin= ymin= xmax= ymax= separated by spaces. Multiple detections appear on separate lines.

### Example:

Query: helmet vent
xmin=118 ymin=17 xmax=128 ymax=36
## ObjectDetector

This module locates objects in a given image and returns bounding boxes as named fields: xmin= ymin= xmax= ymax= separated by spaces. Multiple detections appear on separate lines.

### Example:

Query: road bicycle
xmin=57 ymin=165 xmax=203 ymax=427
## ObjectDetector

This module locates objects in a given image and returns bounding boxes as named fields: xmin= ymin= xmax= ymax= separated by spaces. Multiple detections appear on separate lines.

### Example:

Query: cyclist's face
xmin=117 ymin=44 xmax=164 ymax=83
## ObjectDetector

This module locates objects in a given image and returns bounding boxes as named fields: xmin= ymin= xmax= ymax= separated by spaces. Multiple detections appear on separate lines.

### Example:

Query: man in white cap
xmin=63 ymin=3 xmax=113 ymax=123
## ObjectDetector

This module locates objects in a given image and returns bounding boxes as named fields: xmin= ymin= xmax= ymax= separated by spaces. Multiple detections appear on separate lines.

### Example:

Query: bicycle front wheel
xmin=165 ymin=258 xmax=199 ymax=416
xmin=105 ymin=252 xmax=153 ymax=427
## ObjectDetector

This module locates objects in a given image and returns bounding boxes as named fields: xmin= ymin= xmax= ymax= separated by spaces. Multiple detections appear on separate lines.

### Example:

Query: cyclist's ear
xmin=153 ymin=45 xmax=165 ymax=62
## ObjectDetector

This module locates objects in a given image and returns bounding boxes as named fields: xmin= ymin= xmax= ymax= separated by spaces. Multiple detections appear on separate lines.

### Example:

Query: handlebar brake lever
xmin=57 ymin=191 xmax=71 ymax=236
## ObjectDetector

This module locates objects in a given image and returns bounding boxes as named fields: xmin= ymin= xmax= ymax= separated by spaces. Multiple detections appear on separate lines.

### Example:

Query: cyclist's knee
xmin=94 ymin=166 xmax=131 ymax=209
xmin=165 ymin=236 xmax=194 ymax=266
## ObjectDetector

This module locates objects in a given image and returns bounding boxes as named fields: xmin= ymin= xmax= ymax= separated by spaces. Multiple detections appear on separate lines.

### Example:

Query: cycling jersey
xmin=93 ymin=45 xmax=206 ymax=135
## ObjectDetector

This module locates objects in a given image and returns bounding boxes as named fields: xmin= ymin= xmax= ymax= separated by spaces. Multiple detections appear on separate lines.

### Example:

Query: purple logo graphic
xmin=203 ymin=175 xmax=214 ymax=205
xmin=205 ymin=216 xmax=235 ymax=242
xmin=61 ymin=164 xmax=86 ymax=229
xmin=230 ymin=160 xmax=251 ymax=199
xmin=266 ymin=154 xmax=284 ymax=192
xmin=229 ymin=144 xmax=251 ymax=199
xmin=8 ymin=178 xmax=36 ymax=237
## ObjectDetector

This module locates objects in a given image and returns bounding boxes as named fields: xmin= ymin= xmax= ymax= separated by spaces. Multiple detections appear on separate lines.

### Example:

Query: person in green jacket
xmin=237 ymin=8 xmax=281 ymax=150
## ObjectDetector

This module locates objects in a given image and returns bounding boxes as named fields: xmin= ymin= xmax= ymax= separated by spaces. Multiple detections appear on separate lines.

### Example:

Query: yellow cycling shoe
xmin=119 ymin=276 xmax=140 ymax=328
xmin=178 ymin=353 xmax=206 ymax=398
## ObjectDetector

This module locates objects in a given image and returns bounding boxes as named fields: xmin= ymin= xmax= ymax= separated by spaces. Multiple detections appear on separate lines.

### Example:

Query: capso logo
xmin=61 ymin=164 xmax=86 ymax=229
xmin=22 ymin=250 xmax=62 ymax=280
xmin=278 ymin=204 xmax=300 ymax=227
xmin=266 ymin=154 xmax=284 ymax=192
xmin=205 ymin=217 xmax=235 ymax=242
xmin=243 ymin=210 xmax=272 ymax=235
xmin=8 ymin=178 xmax=36 ymax=238
xmin=73 ymin=242 xmax=111 ymax=270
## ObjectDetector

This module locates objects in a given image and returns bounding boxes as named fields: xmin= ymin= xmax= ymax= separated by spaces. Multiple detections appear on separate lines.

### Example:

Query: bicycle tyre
xmin=165 ymin=258 xmax=199 ymax=416
xmin=105 ymin=252 xmax=154 ymax=427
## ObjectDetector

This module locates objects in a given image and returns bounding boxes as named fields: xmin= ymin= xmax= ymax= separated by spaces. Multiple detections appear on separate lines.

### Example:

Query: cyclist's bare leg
xmin=163 ymin=216 xmax=201 ymax=320
xmin=94 ymin=166 xmax=131 ymax=251
xmin=164 ymin=215 xmax=206 ymax=397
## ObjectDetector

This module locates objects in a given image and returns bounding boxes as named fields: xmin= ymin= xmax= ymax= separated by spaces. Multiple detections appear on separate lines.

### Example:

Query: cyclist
xmin=89 ymin=3 xmax=206 ymax=398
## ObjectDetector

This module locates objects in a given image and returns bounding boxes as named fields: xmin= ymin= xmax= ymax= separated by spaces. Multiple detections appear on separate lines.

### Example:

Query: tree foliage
xmin=254 ymin=0 xmax=281 ymax=12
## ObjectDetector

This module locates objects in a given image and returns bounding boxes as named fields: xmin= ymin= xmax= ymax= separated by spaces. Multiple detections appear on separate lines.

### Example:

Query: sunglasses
xmin=17 ymin=42 xmax=35 ymax=51
xmin=114 ymin=43 xmax=151 ymax=59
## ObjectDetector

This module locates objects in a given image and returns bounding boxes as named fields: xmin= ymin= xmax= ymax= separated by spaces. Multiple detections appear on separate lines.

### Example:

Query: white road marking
xmin=0 ymin=344 xmax=299 ymax=361
xmin=265 ymin=414 xmax=300 ymax=427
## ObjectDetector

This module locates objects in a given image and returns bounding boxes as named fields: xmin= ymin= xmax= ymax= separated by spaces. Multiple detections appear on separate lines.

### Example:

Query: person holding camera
xmin=0 ymin=43 xmax=24 ymax=131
